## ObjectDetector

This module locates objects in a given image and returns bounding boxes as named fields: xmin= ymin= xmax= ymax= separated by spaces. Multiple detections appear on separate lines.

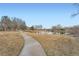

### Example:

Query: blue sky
xmin=0 ymin=3 xmax=78 ymax=28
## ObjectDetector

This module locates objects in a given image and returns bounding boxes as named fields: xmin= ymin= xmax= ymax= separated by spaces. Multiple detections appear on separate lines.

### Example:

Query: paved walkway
xmin=19 ymin=32 xmax=46 ymax=56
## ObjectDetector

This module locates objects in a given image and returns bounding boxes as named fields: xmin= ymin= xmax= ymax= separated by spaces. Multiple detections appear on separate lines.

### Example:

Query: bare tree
xmin=1 ymin=16 xmax=11 ymax=31
xmin=71 ymin=3 xmax=79 ymax=17
xmin=0 ymin=16 xmax=27 ymax=31
xmin=12 ymin=17 xmax=27 ymax=31
xmin=30 ymin=26 xmax=34 ymax=30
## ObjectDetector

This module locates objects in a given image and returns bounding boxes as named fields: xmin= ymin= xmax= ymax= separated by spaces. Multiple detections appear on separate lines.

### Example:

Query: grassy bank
xmin=27 ymin=32 xmax=79 ymax=56
xmin=0 ymin=31 xmax=24 ymax=56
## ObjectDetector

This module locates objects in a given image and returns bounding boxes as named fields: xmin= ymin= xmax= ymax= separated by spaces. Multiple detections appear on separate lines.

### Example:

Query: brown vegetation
xmin=27 ymin=32 xmax=79 ymax=56
xmin=0 ymin=31 xmax=24 ymax=56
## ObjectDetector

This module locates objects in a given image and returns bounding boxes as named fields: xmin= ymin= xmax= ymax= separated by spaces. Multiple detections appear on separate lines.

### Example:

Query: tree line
xmin=0 ymin=16 xmax=27 ymax=31
xmin=0 ymin=16 xmax=79 ymax=37
xmin=51 ymin=24 xmax=79 ymax=37
xmin=0 ymin=16 xmax=43 ymax=31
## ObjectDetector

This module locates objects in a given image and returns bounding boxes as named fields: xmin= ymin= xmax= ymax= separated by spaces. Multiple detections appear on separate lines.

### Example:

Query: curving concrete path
xmin=19 ymin=32 xmax=46 ymax=56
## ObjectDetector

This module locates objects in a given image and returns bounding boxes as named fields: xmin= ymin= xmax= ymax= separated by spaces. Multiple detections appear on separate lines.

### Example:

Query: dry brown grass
xmin=27 ymin=32 xmax=79 ymax=56
xmin=0 ymin=31 xmax=24 ymax=56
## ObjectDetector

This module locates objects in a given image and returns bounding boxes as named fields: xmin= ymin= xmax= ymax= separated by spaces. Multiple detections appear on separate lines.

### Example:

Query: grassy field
xmin=27 ymin=32 xmax=79 ymax=56
xmin=0 ymin=31 xmax=24 ymax=56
